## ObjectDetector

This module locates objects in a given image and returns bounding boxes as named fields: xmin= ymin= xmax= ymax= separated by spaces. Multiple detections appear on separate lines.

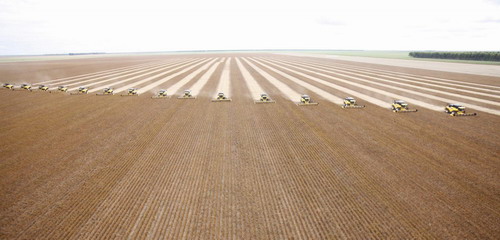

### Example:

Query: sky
xmin=0 ymin=0 xmax=499 ymax=55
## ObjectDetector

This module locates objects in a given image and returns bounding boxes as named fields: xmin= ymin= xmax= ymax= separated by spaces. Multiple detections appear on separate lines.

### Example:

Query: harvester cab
xmin=97 ymin=87 xmax=114 ymax=96
xmin=298 ymin=94 xmax=319 ymax=106
xmin=392 ymin=100 xmax=417 ymax=113
xmin=20 ymin=83 xmax=32 ymax=91
xmin=211 ymin=92 xmax=231 ymax=102
xmin=152 ymin=89 xmax=169 ymax=99
xmin=38 ymin=85 xmax=49 ymax=91
xmin=254 ymin=93 xmax=275 ymax=104
xmin=445 ymin=104 xmax=477 ymax=116
xmin=342 ymin=97 xmax=365 ymax=109
xmin=121 ymin=88 xmax=139 ymax=96
xmin=177 ymin=89 xmax=196 ymax=99
xmin=2 ymin=83 xmax=14 ymax=90
xmin=57 ymin=86 xmax=68 ymax=92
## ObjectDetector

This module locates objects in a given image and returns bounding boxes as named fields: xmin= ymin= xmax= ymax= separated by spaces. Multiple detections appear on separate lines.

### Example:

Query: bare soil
xmin=0 ymin=53 xmax=498 ymax=239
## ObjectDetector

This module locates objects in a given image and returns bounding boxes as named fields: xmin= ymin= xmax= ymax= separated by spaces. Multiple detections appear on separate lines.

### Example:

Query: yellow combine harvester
xmin=57 ymin=86 xmax=68 ymax=92
xmin=37 ymin=85 xmax=49 ymax=91
xmin=152 ymin=89 xmax=169 ymax=99
xmin=445 ymin=104 xmax=477 ymax=116
xmin=96 ymin=87 xmax=114 ymax=96
xmin=2 ymin=83 xmax=14 ymax=90
xmin=391 ymin=100 xmax=417 ymax=113
xmin=254 ymin=93 xmax=275 ymax=104
xmin=211 ymin=92 xmax=231 ymax=102
xmin=121 ymin=88 xmax=139 ymax=96
xmin=70 ymin=86 xmax=89 ymax=95
xmin=177 ymin=90 xmax=196 ymax=99
xmin=297 ymin=94 xmax=318 ymax=106
xmin=342 ymin=97 xmax=365 ymax=109
xmin=20 ymin=83 xmax=32 ymax=91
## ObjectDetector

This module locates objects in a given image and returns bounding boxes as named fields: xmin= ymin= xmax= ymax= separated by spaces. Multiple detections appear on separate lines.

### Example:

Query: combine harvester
xmin=177 ymin=90 xmax=196 ymax=99
xmin=19 ymin=83 xmax=32 ymax=91
xmin=391 ymin=100 xmax=418 ymax=113
xmin=211 ymin=92 xmax=231 ymax=102
xmin=152 ymin=89 xmax=169 ymax=99
xmin=70 ymin=87 xmax=89 ymax=95
xmin=254 ymin=93 xmax=275 ymax=104
xmin=445 ymin=104 xmax=477 ymax=116
xmin=121 ymin=88 xmax=139 ymax=97
xmin=36 ymin=85 xmax=50 ymax=91
xmin=342 ymin=97 xmax=365 ymax=109
xmin=2 ymin=83 xmax=14 ymax=90
xmin=96 ymin=87 xmax=114 ymax=96
xmin=57 ymin=86 xmax=68 ymax=92
xmin=297 ymin=94 xmax=319 ymax=106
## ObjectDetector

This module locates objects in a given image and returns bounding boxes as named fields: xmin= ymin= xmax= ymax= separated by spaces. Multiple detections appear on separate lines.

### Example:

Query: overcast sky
xmin=0 ymin=0 xmax=499 ymax=55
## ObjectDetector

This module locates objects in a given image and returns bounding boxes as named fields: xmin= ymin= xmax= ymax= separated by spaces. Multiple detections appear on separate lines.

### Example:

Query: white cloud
xmin=0 ymin=0 xmax=499 ymax=55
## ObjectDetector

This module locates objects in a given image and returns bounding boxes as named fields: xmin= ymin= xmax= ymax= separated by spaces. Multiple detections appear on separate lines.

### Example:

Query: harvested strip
xmin=33 ymin=60 xmax=168 ymax=85
xmin=137 ymin=58 xmax=217 ymax=94
xmin=68 ymin=59 xmax=196 ymax=92
xmin=276 ymin=58 xmax=500 ymax=106
xmin=279 ymin=57 xmax=500 ymax=98
xmin=234 ymin=57 xmax=265 ymax=100
xmin=247 ymin=58 xmax=341 ymax=105
xmin=256 ymin=57 xmax=441 ymax=111
xmin=86 ymin=59 xmax=200 ymax=93
xmin=275 ymin=55 xmax=500 ymax=91
xmin=241 ymin=58 xmax=301 ymax=102
xmin=39 ymin=60 xmax=174 ymax=86
xmin=189 ymin=62 xmax=221 ymax=96
xmin=214 ymin=58 xmax=232 ymax=96
xmin=264 ymin=57 xmax=500 ymax=115
xmin=52 ymin=60 xmax=178 ymax=90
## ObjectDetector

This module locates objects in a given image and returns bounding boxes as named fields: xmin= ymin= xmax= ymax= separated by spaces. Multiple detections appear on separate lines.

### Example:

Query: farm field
xmin=295 ymin=50 xmax=500 ymax=65
xmin=0 ymin=53 xmax=499 ymax=239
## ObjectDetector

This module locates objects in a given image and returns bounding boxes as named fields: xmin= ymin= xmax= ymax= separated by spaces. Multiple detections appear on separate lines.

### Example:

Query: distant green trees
xmin=409 ymin=52 xmax=500 ymax=61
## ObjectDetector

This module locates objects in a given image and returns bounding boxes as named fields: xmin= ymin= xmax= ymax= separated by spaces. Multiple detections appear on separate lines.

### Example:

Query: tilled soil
xmin=0 ymin=53 xmax=498 ymax=239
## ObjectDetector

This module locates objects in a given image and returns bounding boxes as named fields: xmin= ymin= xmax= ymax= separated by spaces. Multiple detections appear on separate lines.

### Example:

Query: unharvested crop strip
xmin=241 ymin=58 xmax=300 ymax=101
xmin=275 ymin=58 xmax=500 ymax=105
xmin=41 ymin=60 xmax=175 ymax=87
xmin=305 ymin=59 xmax=500 ymax=95
xmin=189 ymin=61 xmax=221 ymax=96
xmin=93 ymin=58 xmax=204 ymax=94
xmin=114 ymin=58 xmax=212 ymax=93
xmin=214 ymin=57 xmax=232 ymax=96
xmin=33 ymin=60 xmax=169 ymax=85
xmin=143 ymin=58 xmax=219 ymax=95
xmin=246 ymin=58 xmax=342 ymax=104
xmin=257 ymin=58 xmax=451 ymax=111
xmin=273 ymin=54 xmax=500 ymax=90
xmin=264 ymin=57 xmax=500 ymax=115
xmin=234 ymin=58 xmax=267 ymax=100
xmin=66 ymin=59 xmax=196 ymax=92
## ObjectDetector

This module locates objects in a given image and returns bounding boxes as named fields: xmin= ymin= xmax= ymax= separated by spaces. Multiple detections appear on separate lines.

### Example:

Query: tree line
xmin=409 ymin=51 xmax=500 ymax=61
